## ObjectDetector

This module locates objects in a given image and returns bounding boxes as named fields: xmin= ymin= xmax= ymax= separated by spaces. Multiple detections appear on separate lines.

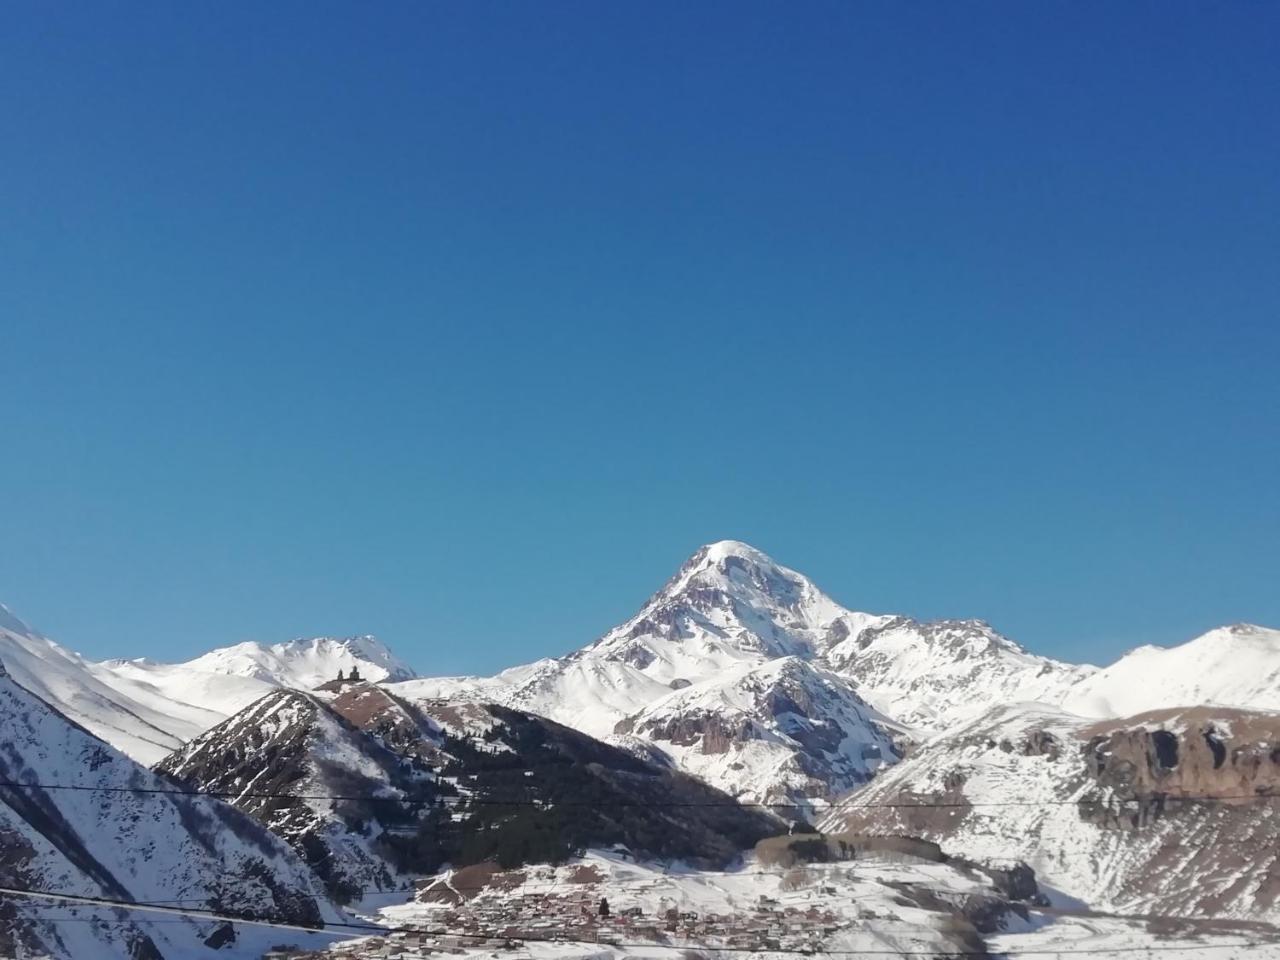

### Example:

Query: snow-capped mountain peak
xmin=587 ymin=540 xmax=878 ymax=680
xmin=666 ymin=539 xmax=801 ymax=595
xmin=399 ymin=541 xmax=1095 ymax=812
xmin=654 ymin=539 xmax=842 ymax=616
xmin=0 ymin=603 xmax=418 ymax=764
xmin=1189 ymin=621 xmax=1279 ymax=651
xmin=577 ymin=541 xmax=1089 ymax=733
xmin=1059 ymin=622 xmax=1280 ymax=718
xmin=183 ymin=633 xmax=417 ymax=687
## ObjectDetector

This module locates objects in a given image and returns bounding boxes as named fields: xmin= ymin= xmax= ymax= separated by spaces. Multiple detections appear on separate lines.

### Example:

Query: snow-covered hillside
xmin=823 ymin=614 xmax=1093 ymax=728
xmin=355 ymin=847 xmax=1046 ymax=960
xmin=182 ymin=634 xmax=416 ymax=688
xmin=0 ymin=603 xmax=416 ymax=763
xmin=0 ymin=653 xmax=345 ymax=959
xmin=392 ymin=540 xmax=1094 ymax=809
xmin=1060 ymin=622 xmax=1280 ymax=717
xmin=0 ymin=604 xmax=212 ymax=763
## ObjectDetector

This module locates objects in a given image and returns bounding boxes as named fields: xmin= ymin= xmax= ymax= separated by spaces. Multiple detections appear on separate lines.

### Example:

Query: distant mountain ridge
xmin=0 ymin=604 xmax=415 ymax=764
xmin=4 ymin=543 xmax=1280 ymax=954
xmin=1060 ymin=622 xmax=1280 ymax=717
xmin=398 ymin=541 xmax=1093 ymax=809
xmin=4 ymin=542 xmax=1277 ymax=800
xmin=390 ymin=541 xmax=1280 ymax=816
xmin=403 ymin=540 xmax=1093 ymax=728
xmin=182 ymin=634 xmax=416 ymax=687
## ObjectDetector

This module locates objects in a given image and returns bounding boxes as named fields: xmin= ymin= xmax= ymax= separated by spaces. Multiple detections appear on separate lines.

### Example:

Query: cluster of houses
xmin=263 ymin=879 xmax=848 ymax=959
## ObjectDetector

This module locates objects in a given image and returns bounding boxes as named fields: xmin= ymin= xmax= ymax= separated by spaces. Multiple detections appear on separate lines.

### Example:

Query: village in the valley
xmin=261 ymin=855 xmax=904 ymax=960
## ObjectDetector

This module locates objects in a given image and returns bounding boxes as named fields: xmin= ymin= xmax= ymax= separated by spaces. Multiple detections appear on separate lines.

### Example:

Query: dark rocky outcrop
xmin=156 ymin=689 xmax=437 ymax=902
xmin=416 ymin=702 xmax=783 ymax=870
xmin=157 ymin=686 xmax=783 ymax=901
xmin=1081 ymin=708 xmax=1280 ymax=827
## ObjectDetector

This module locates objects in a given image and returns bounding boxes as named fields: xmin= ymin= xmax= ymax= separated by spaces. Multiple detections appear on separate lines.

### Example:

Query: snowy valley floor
xmin=303 ymin=850 xmax=1280 ymax=960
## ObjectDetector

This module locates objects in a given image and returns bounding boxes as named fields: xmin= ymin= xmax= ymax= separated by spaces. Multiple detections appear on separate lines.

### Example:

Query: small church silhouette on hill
xmin=313 ymin=664 xmax=366 ymax=693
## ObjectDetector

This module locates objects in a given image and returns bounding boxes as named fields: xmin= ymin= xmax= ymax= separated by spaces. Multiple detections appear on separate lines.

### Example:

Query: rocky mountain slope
xmin=0 ymin=654 xmax=344 ymax=960
xmin=155 ymin=688 xmax=437 ymax=903
xmin=819 ymin=701 xmax=1280 ymax=922
xmin=613 ymin=656 xmax=905 ymax=820
xmin=157 ymin=683 xmax=782 ymax=903
xmin=405 ymin=695 xmax=783 ymax=869
xmin=822 ymin=614 xmax=1093 ymax=729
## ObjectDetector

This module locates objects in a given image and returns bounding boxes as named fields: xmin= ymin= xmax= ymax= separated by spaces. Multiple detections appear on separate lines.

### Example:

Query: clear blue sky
xmin=2 ymin=3 xmax=1277 ymax=674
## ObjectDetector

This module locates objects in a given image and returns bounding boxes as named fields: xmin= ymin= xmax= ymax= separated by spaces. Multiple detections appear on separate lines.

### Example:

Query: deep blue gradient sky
xmin=2 ymin=3 xmax=1277 ymax=674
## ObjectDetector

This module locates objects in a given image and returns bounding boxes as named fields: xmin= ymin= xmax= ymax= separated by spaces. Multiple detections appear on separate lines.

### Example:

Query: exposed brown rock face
xmin=621 ymin=713 xmax=757 ymax=754
xmin=822 ymin=704 xmax=1280 ymax=921
xmin=1083 ymin=708 xmax=1280 ymax=803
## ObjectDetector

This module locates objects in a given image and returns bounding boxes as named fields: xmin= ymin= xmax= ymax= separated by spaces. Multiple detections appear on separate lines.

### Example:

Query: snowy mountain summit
xmin=0 ymin=603 xmax=416 ymax=764
xmin=586 ymin=539 xmax=883 ymax=675
xmin=397 ymin=539 xmax=1091 ymax=812
xmin=582 ymin=539 xmax=1090 ymax=727
xmin=184 ymin=633 xmax=417 ymax=688
xmin=1060 ymin=621 xmax=1280 ymax=717
xmin=6 ymin=540 xmax=1276 ymax=817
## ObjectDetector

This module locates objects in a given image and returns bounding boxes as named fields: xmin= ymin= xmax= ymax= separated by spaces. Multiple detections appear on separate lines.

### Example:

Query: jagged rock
xmin=823 ymin=702 xmax=1280 ymax=922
